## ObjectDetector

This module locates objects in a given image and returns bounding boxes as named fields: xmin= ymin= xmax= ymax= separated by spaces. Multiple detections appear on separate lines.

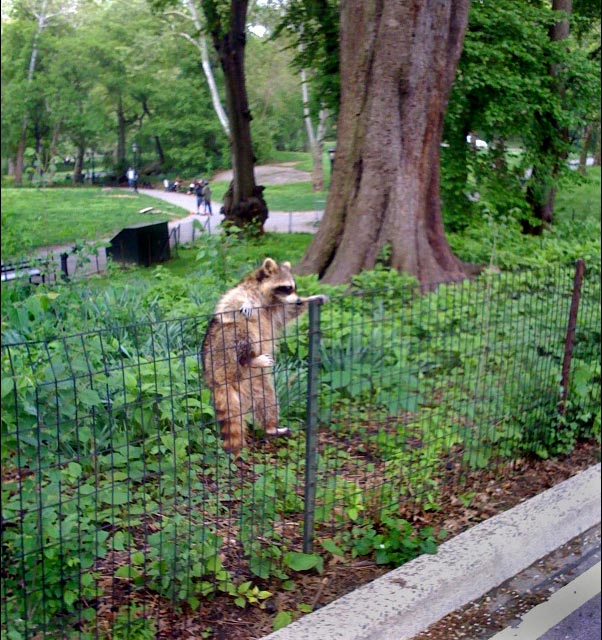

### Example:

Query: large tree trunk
xmin=206 ymin=0 xmax=267 ymax=232
xmin=154 ymin=135 xmax=166 ymax=167
xmin=298 ymin=0 xmax=470 ymax=288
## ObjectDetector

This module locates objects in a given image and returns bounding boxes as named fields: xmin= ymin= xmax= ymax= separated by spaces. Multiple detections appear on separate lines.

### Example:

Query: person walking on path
xmin=202 ymin=181 xmax=212 ymax=215
xmin=194 ymin=181 xmax=204 ymax=215
xmin=126 ymin=167 xmax=138 ymax=193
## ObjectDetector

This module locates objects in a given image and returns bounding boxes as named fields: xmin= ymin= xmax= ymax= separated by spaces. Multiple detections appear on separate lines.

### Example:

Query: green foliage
xmin=443 ymin=0 xmax=601 ymax=230
xmin=272 ymin=0 xmax=341 ymax=114
xmin=339 ymin=516 xmax=446 ymax=566
xmin=1 ymin=174 xmax=600 ymax=637
xmin=447 ymin=168 xmax=601 ymax=271
xmin=106 ymin=605 xmax=157 ymax=640
xmin=273 ymin=610 xmax=294 ymax=631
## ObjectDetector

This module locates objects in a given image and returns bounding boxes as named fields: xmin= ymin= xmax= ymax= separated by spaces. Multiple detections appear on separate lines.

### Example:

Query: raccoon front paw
xmin=251 ymin=354 xmax=274 ymax=368
xmin=310 ymin=294 xmax=329 ymax=305
xmin=240 ymin=301 xmax=253 ymax=318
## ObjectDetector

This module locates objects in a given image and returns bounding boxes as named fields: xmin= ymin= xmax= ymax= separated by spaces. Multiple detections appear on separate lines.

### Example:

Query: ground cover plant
xmin=1 ymin=264 xmax=599 ymax=638
xmin=1 ymin=168 xmax=600 ymax=639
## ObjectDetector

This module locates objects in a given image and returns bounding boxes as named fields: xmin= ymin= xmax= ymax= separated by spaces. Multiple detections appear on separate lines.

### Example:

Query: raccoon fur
xmin=202 ymin=257 xmax=328 ymax=455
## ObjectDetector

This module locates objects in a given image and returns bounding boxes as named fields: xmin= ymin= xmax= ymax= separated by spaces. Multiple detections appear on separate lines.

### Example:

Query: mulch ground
xmin=123 ymin=439 xmax=600 ymax=640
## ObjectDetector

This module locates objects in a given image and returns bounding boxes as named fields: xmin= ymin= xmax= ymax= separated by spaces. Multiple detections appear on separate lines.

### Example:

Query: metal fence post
xmin=303 ymin=299 xmax=322 ymax=553
xmin=559 ymin=259 xmax=585 ymax=415
xmin=60 ymin=252 xmax=69 ymax=280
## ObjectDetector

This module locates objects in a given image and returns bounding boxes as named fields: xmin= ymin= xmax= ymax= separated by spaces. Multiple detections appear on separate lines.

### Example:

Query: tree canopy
xmin=2 ymin=0 xmax=600 ymax=278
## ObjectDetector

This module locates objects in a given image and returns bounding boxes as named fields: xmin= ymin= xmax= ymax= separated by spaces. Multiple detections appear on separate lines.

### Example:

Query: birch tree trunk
xmin=301 ymin=68 xmax=328 ymax=192
xmin=14 ymin=0 xmax=73 ymax=185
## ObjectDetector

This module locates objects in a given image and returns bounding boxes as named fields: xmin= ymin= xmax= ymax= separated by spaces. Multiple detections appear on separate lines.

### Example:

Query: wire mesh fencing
xmin=1 ymin=261 xmax=600 ymax=638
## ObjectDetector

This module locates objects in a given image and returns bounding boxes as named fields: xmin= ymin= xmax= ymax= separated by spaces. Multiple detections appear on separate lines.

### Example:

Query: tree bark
xmin=205 ymin=0 xmax=267 ymax=232
xmin=297 ymin=0 xmax=471 ymax=288
xmin=523 ymin=0 xmax=572 ymax=234
xmin=117 ymin=95 xmax=127 ymax=170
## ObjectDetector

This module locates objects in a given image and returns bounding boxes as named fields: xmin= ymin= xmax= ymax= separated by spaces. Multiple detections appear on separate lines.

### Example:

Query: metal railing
xmin=1 ymin=261 xmax=600 ymax=639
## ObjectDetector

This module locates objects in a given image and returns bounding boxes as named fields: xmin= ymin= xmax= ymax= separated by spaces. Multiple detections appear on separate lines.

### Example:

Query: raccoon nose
xmin=295 ymin=297 xmax=303 ymax=305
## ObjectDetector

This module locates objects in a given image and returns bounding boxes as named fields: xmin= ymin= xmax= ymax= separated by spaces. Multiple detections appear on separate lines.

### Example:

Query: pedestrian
xmin=126 ymin=167 xmax=138 ymax=192
xmin=202 ymin=181 xmax=212 ymax=215
xmin=194 ymin=181 xmax=204 ymax=214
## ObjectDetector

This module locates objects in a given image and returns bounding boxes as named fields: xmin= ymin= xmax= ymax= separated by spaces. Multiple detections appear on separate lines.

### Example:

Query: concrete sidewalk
xmin=260 ymin=464 xmax=601 ymax=640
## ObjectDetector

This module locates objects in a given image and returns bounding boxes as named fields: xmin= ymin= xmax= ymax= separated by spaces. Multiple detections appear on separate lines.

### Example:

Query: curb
xmin=261 ymin=463 xmax=601 ymax=640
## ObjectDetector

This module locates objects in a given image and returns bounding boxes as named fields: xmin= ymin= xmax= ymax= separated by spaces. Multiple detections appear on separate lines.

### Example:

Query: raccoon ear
xmin=281 ymin=261 xmax=291 ymax=270
xmin=262 ymin=258 xmax=278 ymax=274
xmin=257 ymin=257 xmax=278 ymax=282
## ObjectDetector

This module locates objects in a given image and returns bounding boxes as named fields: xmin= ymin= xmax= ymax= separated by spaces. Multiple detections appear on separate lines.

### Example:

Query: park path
xmin=34 ymin=165 xmax=325 ymax=280
xmin=138 ymin=187 xmax=323 ymax=242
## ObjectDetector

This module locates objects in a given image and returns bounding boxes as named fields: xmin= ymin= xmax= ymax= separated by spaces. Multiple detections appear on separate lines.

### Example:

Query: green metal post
xmin=303 ymin=299 xmax=322 ymax=553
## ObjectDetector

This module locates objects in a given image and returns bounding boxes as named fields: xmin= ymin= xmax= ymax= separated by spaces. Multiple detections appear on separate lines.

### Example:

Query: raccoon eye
xmin=275 ymin=285 xmax=294 ymax=295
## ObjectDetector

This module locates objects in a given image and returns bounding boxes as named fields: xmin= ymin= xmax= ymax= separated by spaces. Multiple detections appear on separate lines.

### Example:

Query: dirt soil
xmin=140 ymin=439 xmax=600 ymax=640
xmin=212 ymin=163 xmax=312 ymax=185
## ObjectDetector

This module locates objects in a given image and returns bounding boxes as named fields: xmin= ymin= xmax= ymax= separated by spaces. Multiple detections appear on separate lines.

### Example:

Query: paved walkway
xmin=138 ymin=188 xmax=323 ymax=241
xmin=32 ymin=188 xmax=324 ymax=280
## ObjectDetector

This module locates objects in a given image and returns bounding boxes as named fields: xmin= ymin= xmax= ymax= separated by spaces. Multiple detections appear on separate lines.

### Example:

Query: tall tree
xmin=157 ymin=0 xmax=231 ymax=138
xmin=298 ymin=1 xmax=471 ymax=287
xmin=273 ymin=0 xmax=340 ymax=191
xmin=524 ymin=0 xmax=573 ymax=234
xmin=203 ymin=0 xmax=268 ymax=231
xmin=300 ymin=66 xmax=329 ymax=191
xmin=7 ymin=0 xmax=79 ymax=185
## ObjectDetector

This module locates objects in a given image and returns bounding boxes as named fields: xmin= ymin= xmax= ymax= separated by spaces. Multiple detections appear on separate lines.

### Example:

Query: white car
xmin=466 ymin=135 xmax=489 ymax=150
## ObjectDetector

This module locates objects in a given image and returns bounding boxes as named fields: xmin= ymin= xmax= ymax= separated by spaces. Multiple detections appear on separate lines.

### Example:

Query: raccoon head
xmin=256 ymin=258 xmax=300 ymax=305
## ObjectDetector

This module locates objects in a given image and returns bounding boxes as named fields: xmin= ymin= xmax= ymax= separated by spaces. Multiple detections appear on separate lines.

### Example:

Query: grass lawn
xmin=2 ymin=180 xmax=329 ymax=258
xmin=1 ymin=187 xmax=189 ymax=257
xmin=204 ymin=180 xmax=328 ymax=212
xmin=555 ymin=167 xmax=601 ymax=223
xmin=96 ymin=232 xmax=314 ymax=286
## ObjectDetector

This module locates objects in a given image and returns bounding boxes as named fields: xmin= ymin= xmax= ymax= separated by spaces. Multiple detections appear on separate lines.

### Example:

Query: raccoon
xmin=202 ymin=257 xmax=328 ymax=455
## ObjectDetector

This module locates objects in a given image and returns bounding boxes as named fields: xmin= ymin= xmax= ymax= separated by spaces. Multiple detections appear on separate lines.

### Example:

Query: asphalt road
xmin=540 ymin=593 xmax=601 ymax=640
xmin=490 ymin=561 xmax=601 ymax=640
xmin=409 ymin=523 xmax=601 ymax=640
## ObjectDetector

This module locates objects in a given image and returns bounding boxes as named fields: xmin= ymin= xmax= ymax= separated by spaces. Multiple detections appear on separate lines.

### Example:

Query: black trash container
xmin=107 ymin=221 xmax=170 ymax=267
